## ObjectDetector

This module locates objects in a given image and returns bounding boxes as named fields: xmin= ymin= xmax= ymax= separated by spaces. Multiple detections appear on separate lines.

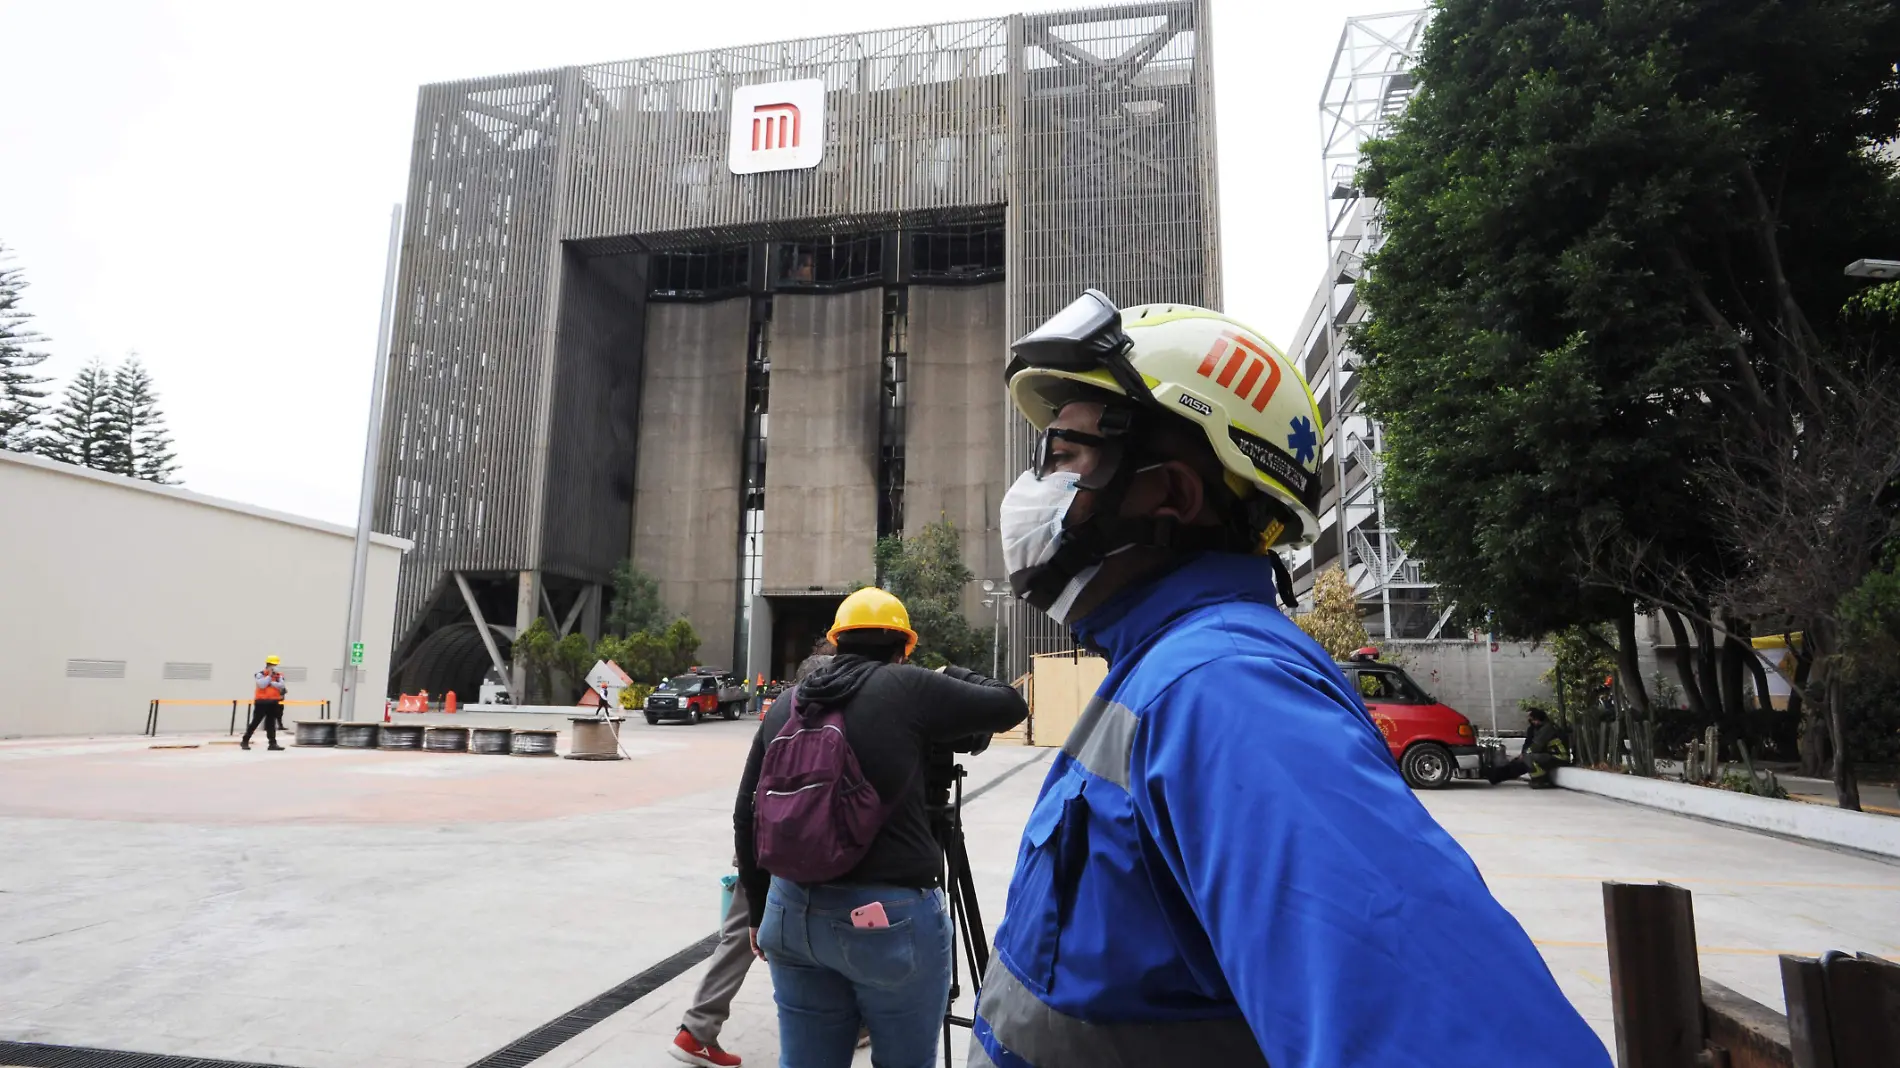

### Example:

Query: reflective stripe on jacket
xmin=971 ymin=553 xmax=1610 ymax=1068
xmin=254 ymin=669 xmax=286 ymax=701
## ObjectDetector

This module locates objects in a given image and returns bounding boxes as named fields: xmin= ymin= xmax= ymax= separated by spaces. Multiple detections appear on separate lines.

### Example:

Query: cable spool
xmin=379 ymin=723 xmax=422 ymax=750
xmin=336 ymin=723 xmax=381 ymax=748
xmin=510 ymin=729 xmax=557 ymax=756
xmin=471 ymin=727 xmax=512 ymax=755
xmin=423 ymin=726 xmax=470 ymax=753
xmin=294 ymin=721 xmax=338 ymax=747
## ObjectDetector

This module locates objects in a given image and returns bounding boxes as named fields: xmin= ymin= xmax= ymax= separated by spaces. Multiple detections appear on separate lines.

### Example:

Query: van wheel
xmin=1402 ymin=743 xmax=1455 ymax=790
xmin=646 ymin=714 xmax=659 ymax=726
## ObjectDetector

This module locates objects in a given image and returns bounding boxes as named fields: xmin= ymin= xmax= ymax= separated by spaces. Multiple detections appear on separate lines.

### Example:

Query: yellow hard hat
xmin=265 ymin=654 xmax=281 ymax=665
xmin=828 ymin=588 xmax=919 ymax=656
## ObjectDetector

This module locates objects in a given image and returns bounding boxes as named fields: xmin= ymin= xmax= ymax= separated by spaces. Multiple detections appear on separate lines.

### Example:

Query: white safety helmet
xmin=1006 ymin=290 xmax=1324 ymax=549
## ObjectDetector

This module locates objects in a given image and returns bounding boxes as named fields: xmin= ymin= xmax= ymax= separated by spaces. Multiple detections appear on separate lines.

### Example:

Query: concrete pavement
xmin=2 ymin=723 xmax=1897 ymax=1066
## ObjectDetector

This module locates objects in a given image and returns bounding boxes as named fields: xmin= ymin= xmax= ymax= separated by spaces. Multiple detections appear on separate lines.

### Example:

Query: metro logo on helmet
xmin=1196 ymin=330 xmax=1283 ymax=413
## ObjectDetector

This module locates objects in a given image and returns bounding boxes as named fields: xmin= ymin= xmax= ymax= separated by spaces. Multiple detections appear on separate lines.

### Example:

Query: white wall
xmin=0 ymin=450 xmax=408 ymax=738
xmin=1389 ymin=640 xmax=1554 ymax=734
xmin=1393 ymin=631 xmax=1665 ymax=735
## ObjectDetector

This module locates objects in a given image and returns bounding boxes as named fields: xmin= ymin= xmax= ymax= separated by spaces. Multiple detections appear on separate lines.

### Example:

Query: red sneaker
xmin=671 ymin=1027 xmax=742 ymax=1068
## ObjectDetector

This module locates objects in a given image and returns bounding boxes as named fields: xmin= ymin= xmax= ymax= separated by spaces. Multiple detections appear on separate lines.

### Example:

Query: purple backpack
xmin=754 ymin=685 xmax=897 ymax=884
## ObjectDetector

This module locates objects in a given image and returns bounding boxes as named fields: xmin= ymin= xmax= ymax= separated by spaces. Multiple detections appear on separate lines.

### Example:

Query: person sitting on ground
xmin=736 ymin=588 xmax=1026 ymax=1068
xmin=1484 ymin=708 xmax=1572 ymax=789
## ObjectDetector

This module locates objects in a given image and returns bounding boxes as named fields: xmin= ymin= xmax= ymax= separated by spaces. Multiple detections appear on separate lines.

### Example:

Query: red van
xmin=1338 ymin=649 xmax=1485 ymax=789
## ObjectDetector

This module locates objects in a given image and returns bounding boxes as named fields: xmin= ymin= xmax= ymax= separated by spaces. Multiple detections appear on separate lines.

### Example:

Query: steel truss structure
xmin=1287 ymin=9 xmax=1443 ymax=640
xmin=374 ymin=2 xmax=1222 ymax=690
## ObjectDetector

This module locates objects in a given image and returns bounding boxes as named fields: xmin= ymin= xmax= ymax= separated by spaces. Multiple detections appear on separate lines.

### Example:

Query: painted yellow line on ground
xmin=1535 ymin=940 xmax=1803 ymax=957
xmin=1488 ymin=872 xmax=1900 ymax=891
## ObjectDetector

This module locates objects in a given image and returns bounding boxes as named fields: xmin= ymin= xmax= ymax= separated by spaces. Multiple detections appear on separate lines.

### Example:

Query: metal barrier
xmin=144 ymin=698 xmax=332 ymax=737
xmin=1604 ymin=881 xmax=1899 ymax=1066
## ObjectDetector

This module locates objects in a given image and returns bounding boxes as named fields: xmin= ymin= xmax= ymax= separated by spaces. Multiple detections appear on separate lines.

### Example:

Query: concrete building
xmin=0 ymin=450 xmax=407 ymax=738
xmin=375 ymin=3 xmax=1223 ymax=693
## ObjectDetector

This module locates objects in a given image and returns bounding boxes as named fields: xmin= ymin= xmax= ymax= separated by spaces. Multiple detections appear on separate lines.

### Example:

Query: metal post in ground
xmin=337 ymin=203 xmax=404 ymax=724
xmin=1486 ymin=624 xmax=1499 ymax=736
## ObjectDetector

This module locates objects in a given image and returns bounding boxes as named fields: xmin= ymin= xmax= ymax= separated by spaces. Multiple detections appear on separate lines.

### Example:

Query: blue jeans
xmin=759 ymin=877 xmax=952 ymax=1068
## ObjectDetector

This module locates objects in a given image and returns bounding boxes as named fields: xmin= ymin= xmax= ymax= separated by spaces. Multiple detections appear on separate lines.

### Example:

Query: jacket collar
xmin=1071 ymin=552 xmax=1283 ymax=663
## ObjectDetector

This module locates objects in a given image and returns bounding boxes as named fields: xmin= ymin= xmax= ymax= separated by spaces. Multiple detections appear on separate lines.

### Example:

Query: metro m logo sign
xmin=751 ymin=102 xmax=801 ymax=151
xmin=730 ymin=80 xmax=825 ymax=174
xmin=1195 ymin=330 xmax=1284 ymax=413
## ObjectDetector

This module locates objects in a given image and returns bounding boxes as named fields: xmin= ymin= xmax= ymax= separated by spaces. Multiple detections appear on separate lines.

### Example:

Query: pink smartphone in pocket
xmin=850 ymin=902 xmax=891 ymax=929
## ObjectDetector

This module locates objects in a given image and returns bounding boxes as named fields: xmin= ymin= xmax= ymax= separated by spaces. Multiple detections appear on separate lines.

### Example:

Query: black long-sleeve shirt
xmin=733 ymin=655 xmax=1028 ymax=927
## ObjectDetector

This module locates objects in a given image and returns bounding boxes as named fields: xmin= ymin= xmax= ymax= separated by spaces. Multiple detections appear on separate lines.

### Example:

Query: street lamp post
xmin=981 ymin=580 xmax=1005 ymax=679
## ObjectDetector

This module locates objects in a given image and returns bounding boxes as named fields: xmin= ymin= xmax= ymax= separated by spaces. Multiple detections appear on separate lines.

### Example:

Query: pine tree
xmin=0 ymin=243 xmax=51 ymax=453
xmin=105 ymin=357 xmax=178 ymax=483
xmin=41 ymin=359 xmax=116 ymax=471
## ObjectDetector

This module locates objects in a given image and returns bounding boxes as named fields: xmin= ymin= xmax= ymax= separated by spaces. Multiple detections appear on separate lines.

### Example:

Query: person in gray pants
xmin=671 ymin=874 xmax=754 ymax=1067
xmin=672 ymin=649 xmax=849 ymax=1068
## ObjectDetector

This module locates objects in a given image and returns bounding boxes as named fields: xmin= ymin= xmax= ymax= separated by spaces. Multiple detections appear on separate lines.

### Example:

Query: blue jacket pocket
xmin=999 ymin=770 xmax=1090 ymax=997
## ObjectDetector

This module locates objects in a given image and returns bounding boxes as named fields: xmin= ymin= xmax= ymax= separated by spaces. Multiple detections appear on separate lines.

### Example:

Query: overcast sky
xmin=0 ymin=0 xmax=1384 ymax=525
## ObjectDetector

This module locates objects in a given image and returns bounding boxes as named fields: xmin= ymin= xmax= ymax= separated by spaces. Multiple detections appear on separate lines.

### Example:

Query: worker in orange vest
xmin=242 ymin=655 xmax=288 ymax=750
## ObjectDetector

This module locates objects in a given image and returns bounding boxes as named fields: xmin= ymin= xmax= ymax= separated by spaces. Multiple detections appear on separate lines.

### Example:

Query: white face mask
xmin=999 ymin=470 xmax=1100 ymax=626
xmin=1000 ymin=469 xmax=1079 ymax=576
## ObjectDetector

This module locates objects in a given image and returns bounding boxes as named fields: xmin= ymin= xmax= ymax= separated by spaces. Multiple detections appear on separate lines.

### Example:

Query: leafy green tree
xmin=594 ymin=617 xmax=700 ymax=686
xmin=41 ymin=359 xmax=117 ymax=471
xmin=1538 ymin=626 xmax=1617 ymax=729
xmin=605 ymin=560 xmax=667 ymax=636
xmin=1295 ymin=567 xmax=1369 ymax=660
xmin=0 ymin=244 xmax=50 ymax=453
xmin=556 ymin=632 xmax=594 ymax=690
xmin=875 ymin=520 xmax=993 ymax=670
xmin=513 ymin=617 xmax=559 ymax=703
xmin=104 ymin=357 xmax=177 ymax=483
xmin=1357 ymin=0 xmax=1900 ymax=640
xmin=1355 ymin=0 xmax=1900 ymax=804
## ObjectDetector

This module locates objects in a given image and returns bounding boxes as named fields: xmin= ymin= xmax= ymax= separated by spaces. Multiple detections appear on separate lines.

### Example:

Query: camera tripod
xmin=932 ymin=762 xmax=990 ymax=1068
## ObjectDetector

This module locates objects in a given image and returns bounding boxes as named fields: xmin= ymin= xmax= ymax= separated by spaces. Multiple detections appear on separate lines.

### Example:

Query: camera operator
xmin=734 ymin=588 xmax=1025 ymax=1068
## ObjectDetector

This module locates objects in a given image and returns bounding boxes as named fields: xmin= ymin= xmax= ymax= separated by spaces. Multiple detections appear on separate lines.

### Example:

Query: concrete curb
xmin=1552 ymin=766 xmax=1900 ymax=861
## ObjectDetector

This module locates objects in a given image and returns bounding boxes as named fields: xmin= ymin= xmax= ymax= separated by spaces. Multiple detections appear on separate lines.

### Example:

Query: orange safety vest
xmin=254 ymin=672 xmax=284 ymax=701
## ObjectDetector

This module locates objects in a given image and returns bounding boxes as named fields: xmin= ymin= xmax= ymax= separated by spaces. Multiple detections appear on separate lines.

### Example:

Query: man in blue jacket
xmin=974 ymin=290 xmax=1609 ymax=1067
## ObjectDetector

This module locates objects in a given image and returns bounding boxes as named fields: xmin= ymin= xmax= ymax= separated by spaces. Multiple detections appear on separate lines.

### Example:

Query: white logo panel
xmin=729 ymin=80 xmax=826 ymax=174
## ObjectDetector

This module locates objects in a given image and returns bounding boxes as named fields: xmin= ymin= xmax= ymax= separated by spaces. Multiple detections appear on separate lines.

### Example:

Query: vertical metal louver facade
xmin=375 ymin=1 xmax=1221 ymax=680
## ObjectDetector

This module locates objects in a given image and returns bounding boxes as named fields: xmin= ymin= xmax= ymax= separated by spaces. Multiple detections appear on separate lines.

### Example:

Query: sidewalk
xmin=1779 ymin=773 xmax=1900 ymax=815
xmin=5 ymin=728 xmax=1898 ymax=1066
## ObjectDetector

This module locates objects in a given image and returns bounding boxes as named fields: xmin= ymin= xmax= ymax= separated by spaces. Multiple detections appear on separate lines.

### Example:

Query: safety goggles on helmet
xmin=1005 ymin=289 xmax=1156 ymax=406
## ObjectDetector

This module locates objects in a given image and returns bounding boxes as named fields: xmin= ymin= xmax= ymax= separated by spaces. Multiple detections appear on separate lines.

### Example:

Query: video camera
xmin=925 ymin=731 xmax=993 ymax=812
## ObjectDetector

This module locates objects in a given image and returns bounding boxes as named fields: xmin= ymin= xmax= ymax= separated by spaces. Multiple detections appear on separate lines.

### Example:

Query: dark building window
xmin=775 ymin=234 xmax=884 ymax=292
xmin=649 ymin=246 xmax=751 ymax=302
xmin=910 ymin=221 xmax=1004 ymax=282
xmin=877 ymin=287 xmax=908 ymax=539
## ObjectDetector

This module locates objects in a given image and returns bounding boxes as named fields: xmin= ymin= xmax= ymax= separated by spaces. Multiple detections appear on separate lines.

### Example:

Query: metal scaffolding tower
xmin=1309 ymin=9 xmax=1448 ymax=641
